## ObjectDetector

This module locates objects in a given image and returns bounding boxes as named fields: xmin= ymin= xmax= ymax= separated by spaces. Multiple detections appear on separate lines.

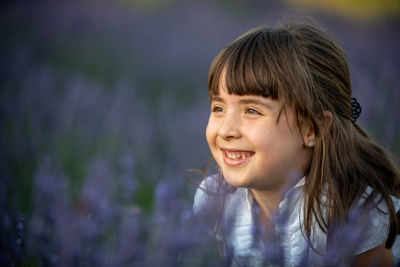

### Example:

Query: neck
xmin=250 ymin=188 xmax=282 ymax=240
xmin=249 ymin=175 xmax=304 ymax=237
xmin=250 ymin=188 xmax=283 ymax=220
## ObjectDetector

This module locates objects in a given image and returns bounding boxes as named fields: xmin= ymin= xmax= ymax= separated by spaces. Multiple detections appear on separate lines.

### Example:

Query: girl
xmin=194 ymin=22 xmax=400 ymax=266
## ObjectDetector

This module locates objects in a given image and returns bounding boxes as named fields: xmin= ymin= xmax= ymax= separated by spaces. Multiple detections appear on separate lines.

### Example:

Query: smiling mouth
xmin=222 ymin=149 xmax=254 ymax=166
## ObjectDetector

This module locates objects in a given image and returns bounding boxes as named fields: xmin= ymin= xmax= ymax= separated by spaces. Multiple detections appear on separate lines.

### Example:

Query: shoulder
xmin=193 ymin=175 xmax=219 ymax=214
xmin=193 ymin=175 xmax=234 ymax=214
xmin=353 ymin=189 xmax=400 ymax=255
xmin=193 ymin=175 xmax=246 ymax=217
xmin=309 ymin=188 xmax=400 ymax=258
xmin=351 ymin=194 xmax=400 ymax=264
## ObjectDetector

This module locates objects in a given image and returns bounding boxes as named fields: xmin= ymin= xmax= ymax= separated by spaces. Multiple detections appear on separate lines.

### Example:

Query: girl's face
xmin=206 ymin=74 xmax=312 ymax=192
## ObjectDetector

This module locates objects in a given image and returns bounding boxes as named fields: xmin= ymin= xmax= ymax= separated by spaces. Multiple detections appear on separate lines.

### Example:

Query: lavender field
xmin=1 ymin=0 xmax=399 ymax=265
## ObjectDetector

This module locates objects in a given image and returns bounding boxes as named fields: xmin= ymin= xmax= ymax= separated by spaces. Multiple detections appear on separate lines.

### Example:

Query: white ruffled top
xmin=193 ymin=175 xmax=400 ymax=266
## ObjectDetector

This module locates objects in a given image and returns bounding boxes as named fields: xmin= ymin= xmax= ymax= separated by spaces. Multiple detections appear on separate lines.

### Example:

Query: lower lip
xmin=222 ymin=150 xmax=254 ymax=167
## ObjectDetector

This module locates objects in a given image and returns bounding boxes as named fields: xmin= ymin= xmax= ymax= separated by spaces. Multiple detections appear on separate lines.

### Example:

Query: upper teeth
xmin=226 ymin=151 xmax=252 ymax=160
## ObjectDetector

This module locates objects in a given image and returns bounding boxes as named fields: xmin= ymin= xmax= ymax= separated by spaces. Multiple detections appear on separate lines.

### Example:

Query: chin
xmin=224 ymin=180 xmax=241 ymax=188
xmin=222 ymin=173 xmax=248 ymax=188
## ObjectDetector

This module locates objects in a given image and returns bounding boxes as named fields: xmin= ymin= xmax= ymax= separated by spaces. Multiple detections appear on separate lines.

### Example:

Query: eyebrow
xmin=210 ymin=96 xmax=274 ymax=110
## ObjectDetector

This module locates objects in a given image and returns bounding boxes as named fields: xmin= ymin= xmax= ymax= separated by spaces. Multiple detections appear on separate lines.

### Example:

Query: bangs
xmin=208 ymin=28 xmax=296 ymax=100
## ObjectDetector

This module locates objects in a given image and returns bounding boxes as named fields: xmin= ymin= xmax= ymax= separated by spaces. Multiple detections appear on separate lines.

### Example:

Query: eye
xmin=245 ymin=107 xmax=262 ymax=115
xmin=211 ymin=105 xmax=224 ymax=113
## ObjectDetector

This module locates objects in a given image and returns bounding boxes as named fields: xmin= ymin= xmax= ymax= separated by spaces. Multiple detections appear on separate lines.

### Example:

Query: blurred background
xmin=1 ymin=0 xmax=399 ymax=265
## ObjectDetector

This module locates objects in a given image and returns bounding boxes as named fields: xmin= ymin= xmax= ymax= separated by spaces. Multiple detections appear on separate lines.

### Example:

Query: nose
xmin=218 ymin=112 xmax=242 ymax=140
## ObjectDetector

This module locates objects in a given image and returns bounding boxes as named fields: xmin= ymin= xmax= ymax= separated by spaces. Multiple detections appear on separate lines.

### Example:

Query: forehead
xmin=214 ymin=70 xmax=275 ymax=103
xmin=209 ymin=60 xmax=281 ymax=101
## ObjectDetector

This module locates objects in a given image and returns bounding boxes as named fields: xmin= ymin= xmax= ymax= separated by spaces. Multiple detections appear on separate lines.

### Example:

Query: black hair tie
xmin=351 ymin=97 xmax=362 ymax=122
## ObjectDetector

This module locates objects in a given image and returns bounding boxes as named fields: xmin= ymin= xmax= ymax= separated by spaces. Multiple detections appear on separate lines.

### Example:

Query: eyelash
xmin=211 ymin=106 xmax=224 ymax=113
xmin=245 ymin=107 xmax=262 ymax=115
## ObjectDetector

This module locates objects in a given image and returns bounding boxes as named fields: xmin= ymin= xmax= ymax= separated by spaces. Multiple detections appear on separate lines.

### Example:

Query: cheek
xmin=266 ymin=127 xmax=305 ymax=162
xmin=206 ymin=120 xmax=221 ymax=163
xmin=250 ymin=126 xmax=299 ymax=157
xmin=246 ymin=126 xmax=276 ymax=148
xmin=205 ymin=118 xmax=216 ymax=148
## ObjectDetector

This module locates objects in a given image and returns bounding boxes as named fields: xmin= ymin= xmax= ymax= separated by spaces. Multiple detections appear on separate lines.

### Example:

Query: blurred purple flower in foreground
xmin=25 ymin=156 xmax=221 ymax=266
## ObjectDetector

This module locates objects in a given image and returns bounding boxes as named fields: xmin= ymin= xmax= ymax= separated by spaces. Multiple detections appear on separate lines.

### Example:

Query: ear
xmin=302 ymin=111 xmax=333 ymax=148
xmin=301 ymin=118 xmax=316 ymax=148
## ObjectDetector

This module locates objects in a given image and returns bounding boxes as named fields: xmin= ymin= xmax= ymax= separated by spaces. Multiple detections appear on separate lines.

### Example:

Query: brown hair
xmin=207 ymin=23 xmax=400 ymax=248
